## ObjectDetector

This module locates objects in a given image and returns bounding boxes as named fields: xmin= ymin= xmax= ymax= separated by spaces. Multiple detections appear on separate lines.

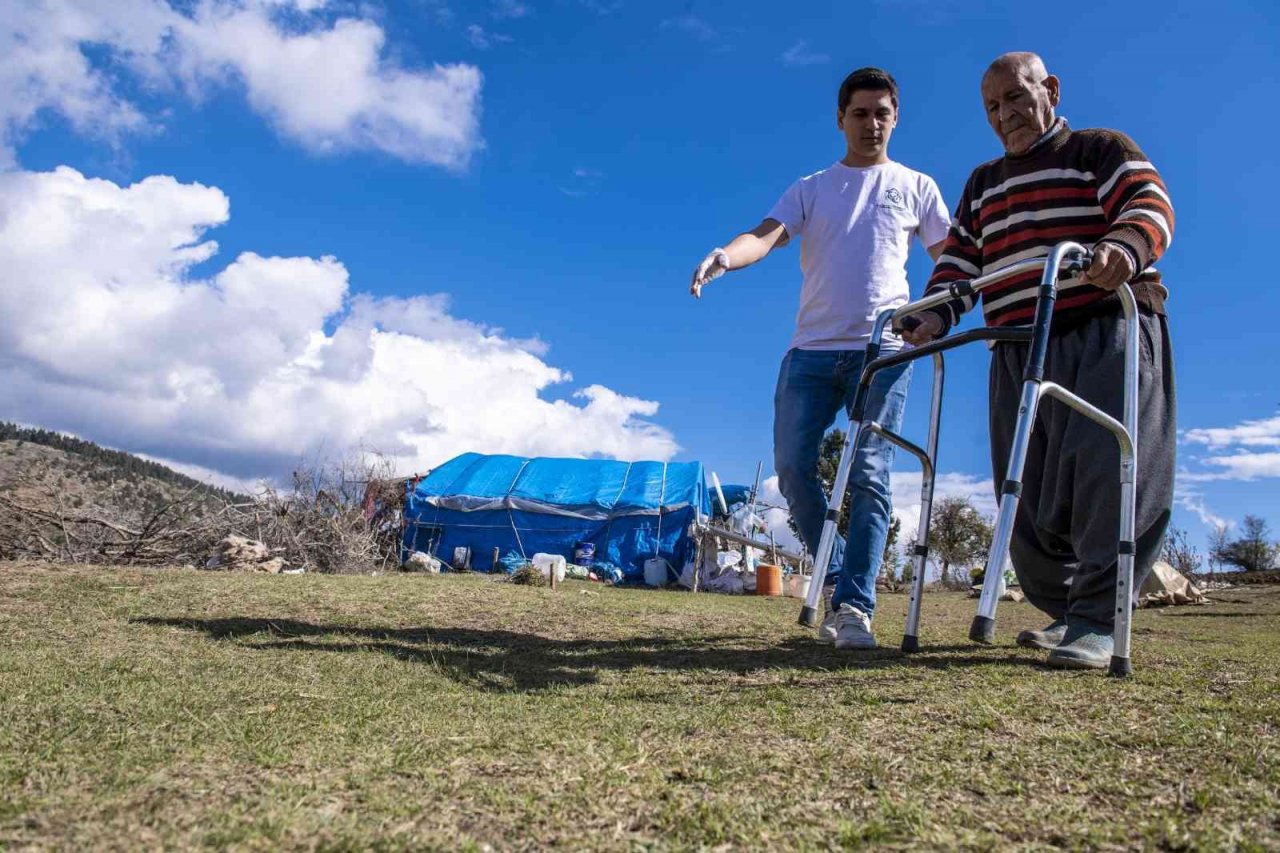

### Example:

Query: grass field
xmin=1 ymin=561 xmax=1278 ymax=850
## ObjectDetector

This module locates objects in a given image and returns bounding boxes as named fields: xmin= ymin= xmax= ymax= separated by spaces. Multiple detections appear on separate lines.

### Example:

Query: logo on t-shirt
xmin=880 ymin=187 xmax=906 ymax=209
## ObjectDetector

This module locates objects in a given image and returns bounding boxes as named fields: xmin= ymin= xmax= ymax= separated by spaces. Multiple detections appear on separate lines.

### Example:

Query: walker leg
xmin=798 ymin=424 xmax=865 ymax=627
xmin=971 ymin=380 xmax=1042 ymax=644
xmin=902 ymin=353 xmax=945 ymax=653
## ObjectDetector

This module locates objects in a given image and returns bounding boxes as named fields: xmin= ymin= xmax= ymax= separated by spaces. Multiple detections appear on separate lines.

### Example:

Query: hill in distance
xmin=0 ymin=422 xmax=250 ymax=525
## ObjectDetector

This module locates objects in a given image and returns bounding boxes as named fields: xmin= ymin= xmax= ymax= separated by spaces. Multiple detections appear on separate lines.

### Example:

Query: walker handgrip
xmin=882 ymin=250 xmax=1090 ymax=340
xmin=1063 ymin=252 xmax=1093 ymax=275
xmin=897 ymin=315 xmax=922 ymax=333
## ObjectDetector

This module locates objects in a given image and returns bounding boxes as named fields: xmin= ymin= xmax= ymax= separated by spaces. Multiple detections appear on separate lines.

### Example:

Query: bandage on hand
xmin=690 ymin=248 xmax=730 ymax=298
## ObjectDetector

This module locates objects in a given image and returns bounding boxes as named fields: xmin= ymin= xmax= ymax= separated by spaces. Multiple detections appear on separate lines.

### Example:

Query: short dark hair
xmin=837 ymin=67 xmax=899 ymax=113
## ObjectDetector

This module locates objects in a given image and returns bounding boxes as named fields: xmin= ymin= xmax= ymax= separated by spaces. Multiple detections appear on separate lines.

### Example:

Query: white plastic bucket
xmin=532 ymin=553 xmax=566 ymax=583
xmin=643 ymin=557 xmax=669 ymax=587
xmin=786 ymin=575 xmax=811 ymax=599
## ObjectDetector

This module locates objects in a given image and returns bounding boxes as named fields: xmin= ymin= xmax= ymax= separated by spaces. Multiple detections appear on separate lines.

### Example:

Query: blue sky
xmin=3 ymin=0 xmax=1278 ymax=560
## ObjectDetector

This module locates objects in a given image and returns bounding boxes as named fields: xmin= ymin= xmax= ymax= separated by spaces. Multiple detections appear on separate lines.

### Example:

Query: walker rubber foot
xmin=969 ymin=615 xmax=996 ymax=645
xmin=900 ymin=634 xmax=919 ymax=653
xmin=1108 ymin=655 xmax=1132 ymax=678
xmin=798 ymin=605 xmax=819 ymax=629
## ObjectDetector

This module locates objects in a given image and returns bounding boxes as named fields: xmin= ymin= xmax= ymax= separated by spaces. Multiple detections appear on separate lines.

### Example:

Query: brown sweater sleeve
xmin=1091 ymin=130 xmax=1174 ymax=272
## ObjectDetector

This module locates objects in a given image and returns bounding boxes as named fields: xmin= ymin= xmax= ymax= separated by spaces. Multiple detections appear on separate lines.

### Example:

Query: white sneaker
xmin=817 ymin=588 xmax=837 ymax=643
xmin=834 ymin=604 xmax=877 ymax=650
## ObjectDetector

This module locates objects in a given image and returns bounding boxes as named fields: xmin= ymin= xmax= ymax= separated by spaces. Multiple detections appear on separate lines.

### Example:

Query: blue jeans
xmin=773 ymin=348 xmax=911 ymax=617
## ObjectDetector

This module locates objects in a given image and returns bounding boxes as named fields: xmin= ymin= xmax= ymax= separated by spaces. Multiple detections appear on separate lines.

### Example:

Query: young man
xmin=904 ymin=52 xmax=1176 ymax=669
xmin=690 ymin=68 xmax=950 ymax=649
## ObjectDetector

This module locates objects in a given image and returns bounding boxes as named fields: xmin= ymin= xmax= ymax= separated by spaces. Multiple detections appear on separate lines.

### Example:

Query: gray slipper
xmin=1015 ymin=618 xmax=1067 ymax=651
xmin=1047 ymin=619 xmax=1114 ymax=670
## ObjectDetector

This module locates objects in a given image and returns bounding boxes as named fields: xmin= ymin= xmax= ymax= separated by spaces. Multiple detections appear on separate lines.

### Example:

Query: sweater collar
xmin=1006 ymin=117 xmax=1069 ymax=161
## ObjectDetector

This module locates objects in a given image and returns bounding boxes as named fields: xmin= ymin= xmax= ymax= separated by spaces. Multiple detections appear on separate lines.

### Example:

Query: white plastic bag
xmin=404 ymin=551 xmax=441 ymax=574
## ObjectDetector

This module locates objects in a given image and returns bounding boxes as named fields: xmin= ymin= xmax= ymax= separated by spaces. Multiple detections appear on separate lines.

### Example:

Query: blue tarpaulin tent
xmin=402 ymin=453 xmax=711 ymax=581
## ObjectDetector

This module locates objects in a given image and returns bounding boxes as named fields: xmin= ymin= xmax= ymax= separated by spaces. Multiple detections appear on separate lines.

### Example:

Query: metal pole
xmin=798 ymin=429 xmax=859 ymax=627
xmin=971 ymin=241 xmax=1088 ymax=644
xmin=798 ymin=308 xmax=897 ymax=628
xmin=971 ymin=379 xmax=1042 ymax=643
xmin=1036 ymin=380 xmax=1136 ymax=673
xmin=889 ymin=255 xmax=1059 ymax=332
xmin=746 ymin=460 xmax=764 ymax=531
xmin=902 ymin=352 xmax=944 ymax=652
xmin=1112 ymin=284 xmax=1140 ymax=677
xmin=710 ymin=472 xmax=729 ymax=516
xmin=700 ymin=523 xmax=806 ymax=565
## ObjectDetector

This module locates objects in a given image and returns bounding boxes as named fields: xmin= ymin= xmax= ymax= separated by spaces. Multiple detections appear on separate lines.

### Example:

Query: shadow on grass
xmin=1156 ymin=611 xmax=1269 ymax=618
xmin=132 ymin=617 xmax=1047 ymax=692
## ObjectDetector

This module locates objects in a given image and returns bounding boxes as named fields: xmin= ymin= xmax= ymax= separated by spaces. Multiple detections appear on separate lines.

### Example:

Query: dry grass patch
xmin=1 ymin=560 xmax=1278 ymax=850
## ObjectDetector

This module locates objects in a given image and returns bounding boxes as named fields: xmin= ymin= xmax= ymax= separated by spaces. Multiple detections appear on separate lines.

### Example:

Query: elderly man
xmin=904 ymin=52 xmax=1175 ymax=669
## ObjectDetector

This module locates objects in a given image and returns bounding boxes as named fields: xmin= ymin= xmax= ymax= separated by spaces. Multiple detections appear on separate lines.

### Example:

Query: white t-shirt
xmin=767 ymin=160 xmax=952 ymax=351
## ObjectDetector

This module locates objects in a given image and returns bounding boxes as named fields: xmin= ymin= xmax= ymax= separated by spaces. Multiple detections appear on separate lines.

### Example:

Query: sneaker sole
xmin=834 ymin=640 xmax=878 ymax=651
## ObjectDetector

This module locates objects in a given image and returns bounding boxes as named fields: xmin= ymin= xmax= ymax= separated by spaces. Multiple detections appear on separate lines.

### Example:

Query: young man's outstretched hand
xmin=690 ymin=248 xmax=731 ymax=299
xmin=688 ymin=220 xmax=790 ymax=299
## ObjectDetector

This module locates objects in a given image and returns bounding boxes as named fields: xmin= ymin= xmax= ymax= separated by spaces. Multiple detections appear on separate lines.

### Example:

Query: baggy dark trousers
xmin=988 ymin=309 xmax=1176 ymax=628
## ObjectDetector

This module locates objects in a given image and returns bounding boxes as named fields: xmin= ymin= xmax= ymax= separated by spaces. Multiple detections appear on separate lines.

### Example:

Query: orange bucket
xmin=755 ymin=563 xmax=783 ymax=596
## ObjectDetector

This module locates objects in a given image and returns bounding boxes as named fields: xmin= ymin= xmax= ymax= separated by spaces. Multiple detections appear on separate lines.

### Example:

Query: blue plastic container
xmin=573 ymin=542 xmax=596 ymax=567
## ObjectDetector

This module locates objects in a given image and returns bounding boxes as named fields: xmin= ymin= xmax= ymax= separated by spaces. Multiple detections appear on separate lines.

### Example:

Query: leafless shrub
xmin=243 ymin=454 xmax=404 ymax=574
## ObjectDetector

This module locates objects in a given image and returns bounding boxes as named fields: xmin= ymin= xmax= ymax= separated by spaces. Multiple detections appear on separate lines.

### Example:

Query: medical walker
xmin=797 ymin=241 xmax=1142 ymax=677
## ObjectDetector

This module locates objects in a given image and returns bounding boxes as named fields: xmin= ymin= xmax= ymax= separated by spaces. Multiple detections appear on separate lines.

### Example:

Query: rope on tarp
xmin=654 ymin=462 xmax=668 ymax=558
xmin=504 ymin=458 xmax=532 ymax=559
xmin=600 ymin=460 xmax=633 ymax=555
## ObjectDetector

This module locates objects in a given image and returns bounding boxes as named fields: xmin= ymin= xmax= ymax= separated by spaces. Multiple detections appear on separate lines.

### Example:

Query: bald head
xmin=983 ymin=52 xmax=1049 ymax=86
xmin=980 ymin=51 xmax=1060 ymax=155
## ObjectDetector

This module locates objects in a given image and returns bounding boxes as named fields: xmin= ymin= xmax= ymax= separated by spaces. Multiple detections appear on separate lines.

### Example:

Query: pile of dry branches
xmin=0 ymin=483 xmax=236 ymax=566
xmin=0 ymin=456 xmax=409 ymax=574
xmin=238 ymin=460 xmax=404 ymax=574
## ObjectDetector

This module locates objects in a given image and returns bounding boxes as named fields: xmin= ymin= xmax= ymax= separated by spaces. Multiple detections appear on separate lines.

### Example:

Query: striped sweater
xmin=924 ymin=119 xmax=1173 ymax=331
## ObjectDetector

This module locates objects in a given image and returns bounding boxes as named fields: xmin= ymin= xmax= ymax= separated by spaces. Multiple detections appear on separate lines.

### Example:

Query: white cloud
xmin=780 ymin=39 xmax=829 ymax=67
xmin=559 ymin=166 xmax=602 ymax=198
xmin=758 ymin=475 xmax=801 ymax=553
xmin=465 ymin=24 xmax=512 ymax=50
xmin=579 ymin=0 xmax=622 ymax=13
xmin=1194 ymin=452 xmax=1280 ymax=481
xmin=490 ymin=0 xmax=530 ymax=19
xmin=754 ymin=470 xmax=996 ymax=564
xmin=0 ymin=0 xmax=483 ymax=168
xmin=1173 ymin=482 xmax=1231 ymax=530
xmin=138 ymin=453 xmax=266 ymax=496
xmin=418 ymin=0 xmax=455 ymax=26
xmin=890 ymin=471 xmax=996 ymax=543
xmin=0 ymin=1 xmax=159 ymax=166
xmin=0 ymin=166 xmax=679 ymax=481
xmin=659 ymin=15 xmax=715 ymax=41
xmin=1183 ymin=414 xmax=1280 ymax=449
xmin=1180 ymin=412 xmax=1280 ymax=483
